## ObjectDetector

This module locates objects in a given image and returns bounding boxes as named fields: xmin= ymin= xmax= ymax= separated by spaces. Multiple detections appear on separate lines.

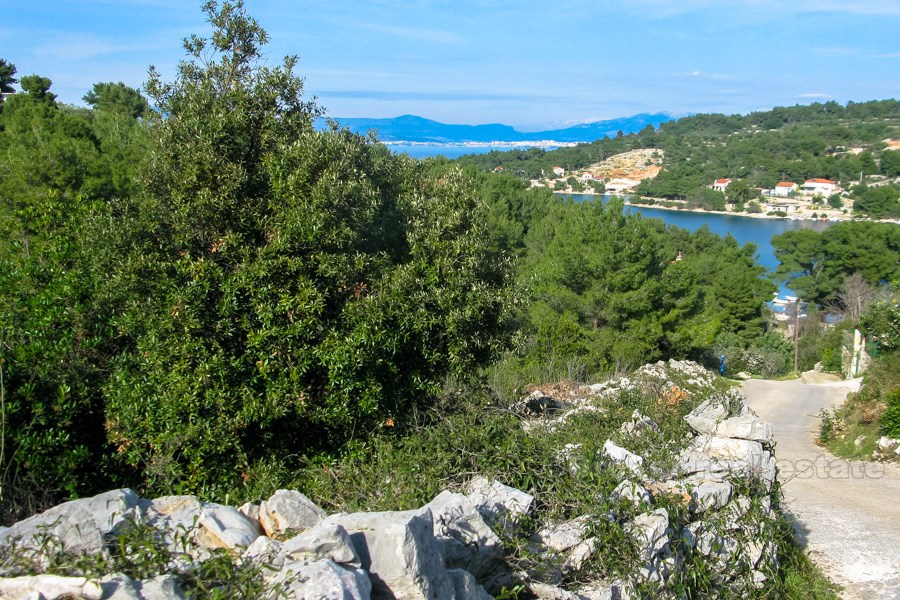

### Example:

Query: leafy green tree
xmin=852 ymin=184 xmax=900 ymax=219
xmin=18 ymin=75 xmax=56 ymax=104
xmin=881 ymin=149 xmax=900 ymax=177
xmin=0 ymin=75 xmax=117 ymax=517
xmin=102 ymin=1 xmax=513 ymax=494
xmin=726 ymin=178 xmax=756 ymax=205
xmin=513 ymin=199 xmax=772 ymax=375
xmin=0 ymin=58 xmax=17 ymax=100
xmin=84 ymin=82 xmax=149 ymax=119
xmin=686 ymin=186 xmax=726 ymax=211
xmin=773 ymin=223 xmax=900 ymax=304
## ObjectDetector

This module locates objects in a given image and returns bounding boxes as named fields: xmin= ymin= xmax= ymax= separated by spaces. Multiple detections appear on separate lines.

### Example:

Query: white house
xmin=711 ymin=178 xmax=731 ymax=193
xmin=771 ymin=182 xmax=798 ymax=197
xmin=551 ymin=166 xmax=565 ymax=177
xmin=802 ymin=178 xmax=837 ymax=195
xmin=766 ymin=201 xmax=800 ymax=214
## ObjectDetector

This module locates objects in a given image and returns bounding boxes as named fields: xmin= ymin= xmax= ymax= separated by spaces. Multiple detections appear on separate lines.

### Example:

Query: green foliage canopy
xmin=99 ymin=1 xmax=514 ymax=494
xmin=773 ymin=222 xmax=900 ymax=304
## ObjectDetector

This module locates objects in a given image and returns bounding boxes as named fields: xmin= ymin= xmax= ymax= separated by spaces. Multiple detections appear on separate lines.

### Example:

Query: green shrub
xmin=99 ymin=2 xmax=513 ymax=496
xmin=881 ymin=388 xmax=900 ymax=437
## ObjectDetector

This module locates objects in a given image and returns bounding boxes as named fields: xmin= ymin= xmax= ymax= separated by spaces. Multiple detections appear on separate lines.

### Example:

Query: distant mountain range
xmin=316 ymin=113 xmax=675 ymax=144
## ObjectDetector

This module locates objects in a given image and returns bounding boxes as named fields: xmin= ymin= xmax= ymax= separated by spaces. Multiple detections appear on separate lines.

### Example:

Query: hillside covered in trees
xmin=456 ymin=100 xmax=900 ymax=218
xmin=1 ymin=1 xmax=897 ymax=539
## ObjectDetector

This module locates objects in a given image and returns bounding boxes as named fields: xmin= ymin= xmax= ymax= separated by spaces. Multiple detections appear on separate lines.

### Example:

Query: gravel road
xmin=741 ymin=378 xmax=900 ymax=600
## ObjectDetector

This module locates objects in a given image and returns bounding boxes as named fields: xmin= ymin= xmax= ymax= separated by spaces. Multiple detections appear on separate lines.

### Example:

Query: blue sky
xmin=2 ymin=0 xmax=899 ymax=127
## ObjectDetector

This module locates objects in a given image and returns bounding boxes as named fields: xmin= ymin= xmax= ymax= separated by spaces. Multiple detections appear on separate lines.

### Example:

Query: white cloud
xmin=796 ymin=92 xmax=833 ymax=99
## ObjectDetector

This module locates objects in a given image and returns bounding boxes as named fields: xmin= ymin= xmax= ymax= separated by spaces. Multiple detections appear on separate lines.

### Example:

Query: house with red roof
xmin=771 ymin=181 xmax=798 ymax=197
xmin=801 ymin=178 xmax=837 ymax=195
xmin=711 ymin=178 xmax=731 ymax=193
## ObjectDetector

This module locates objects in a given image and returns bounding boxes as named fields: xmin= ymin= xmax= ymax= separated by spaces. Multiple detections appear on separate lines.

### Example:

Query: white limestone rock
xmin=268 ymin=558 xmax=371 ymax=600
xmin=877 ymin=436 xmax=899 ymax=452
xmin=686 ymin=479 xmax=733 ymax=512
xmin=0 ymin=489 xmax=140 ymax=560
xmin=531 ymin=516 xmax=590 ymax=553
xmin=197 ymin=504 xmax=262 ymax=550
xmin=137 ymin=574 xmax=187 ymax=600
xmin=626 ymin=509 xmax=670 ymax=563
xmin=0 ymin=575 xmax=103 ymax=600
xmin=242 ymin=535 xmax=284 ymax=563
xmin=574 ymin=580 xmax=623 ymax=600
xmin=281 ymin=521 xmax=361 ymax=568
xmin=680 ymin=435 xmax=776 ymax=487
xmin=601 ymin=440 xmax=645 ymax=478
xmin=619 ymin=410 xmax=660 ymax=436
xmin=610 ymin=480 xmax=652 ymax=509
xmin=529 ymin=582 xmax=582 ymax=600
xmin=564 ymin=537 xmax=599 ymax=573
xmin=447 ymin=568 xmax=493 ymax=600
xmin=466 ymin=476 xmax=534 ymax=532
xmin=238 ymin=501 xmax=260 ymax=522
xmin=322 ymin=507 xmax=455 ymax=599
xmin=259 ymin=490 xmax=327 ymax=538
xmin=100 ymin=574 xmax=187 ymax=600
xmin=426 ymin=490 xmax=503 ymax=577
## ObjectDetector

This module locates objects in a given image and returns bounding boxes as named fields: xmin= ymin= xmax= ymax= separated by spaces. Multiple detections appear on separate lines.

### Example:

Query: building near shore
xmin=765 ymin=201 xmax=800 ymax=214
xmin=802 ymin=178 xmax=837 ymax=195
xmin=770 ymin=182 xmax=798 ymax=197
xmin=711 ymin=178 xmax=731 ymax=192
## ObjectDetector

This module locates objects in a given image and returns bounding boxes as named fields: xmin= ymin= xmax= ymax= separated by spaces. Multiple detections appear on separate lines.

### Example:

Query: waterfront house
xmin=765 ymin=201 xmax=800 ymax=214
xmin=802 ymin=178 xmax=837 ymax=194
xmin=551 ymin=166 xmax=565 ymax=177
xmin=711 ymin=178 xmax=731 ymax=192
xmin=771 ymin=182 xmax=798 ymax=197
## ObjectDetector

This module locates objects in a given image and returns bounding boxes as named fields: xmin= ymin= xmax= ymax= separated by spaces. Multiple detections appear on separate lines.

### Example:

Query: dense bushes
xmin=0 ymin=2 xmax=514 ymax=510
xmin=772 ymin=222 xmax=900 ymax=305
xmin=712 ymin=331 xmax=793 ymax=378
xmin=486 ymin=197 xmax=775 ymax=384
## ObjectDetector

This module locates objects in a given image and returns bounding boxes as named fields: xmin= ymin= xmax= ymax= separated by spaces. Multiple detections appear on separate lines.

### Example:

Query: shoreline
xmin=551 ymin=190 xmax=899 ymax=224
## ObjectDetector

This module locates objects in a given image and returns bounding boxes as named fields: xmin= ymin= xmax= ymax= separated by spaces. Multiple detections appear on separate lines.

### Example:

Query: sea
xmin=388 ymin=143 xmax=563 ymax=160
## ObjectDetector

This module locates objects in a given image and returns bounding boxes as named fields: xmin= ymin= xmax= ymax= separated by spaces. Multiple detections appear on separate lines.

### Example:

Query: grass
xmin=819 ymin=351 xmax=900 ymax=461
xmin=0 ymin=364 xmax=844 ymax=598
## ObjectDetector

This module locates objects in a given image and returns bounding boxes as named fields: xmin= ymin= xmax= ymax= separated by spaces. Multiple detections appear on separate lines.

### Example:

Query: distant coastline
xmin=383 ymin=140 xmax=579 ymax=149
xmin=554 ymin=190 xmax=899 ymax=224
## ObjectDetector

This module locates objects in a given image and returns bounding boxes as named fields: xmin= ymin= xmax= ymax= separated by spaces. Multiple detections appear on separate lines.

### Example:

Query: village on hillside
xmin=532 ymin=143 xmax=900 ymax=221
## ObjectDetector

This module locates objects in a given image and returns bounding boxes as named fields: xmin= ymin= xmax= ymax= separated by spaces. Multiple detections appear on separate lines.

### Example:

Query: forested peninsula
xmin=1 ymin=3 xmax=898 ymax=598
xmin=456 ymin=100 xmax=900 ymax=219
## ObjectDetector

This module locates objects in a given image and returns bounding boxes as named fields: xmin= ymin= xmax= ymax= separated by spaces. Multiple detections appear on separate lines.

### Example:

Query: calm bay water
xmin=565 ymin=193 xmax=832 ymax=296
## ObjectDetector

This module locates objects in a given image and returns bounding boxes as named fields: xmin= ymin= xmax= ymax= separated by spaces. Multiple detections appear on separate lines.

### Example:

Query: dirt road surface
xmin=741 ymin=378 xmax=900 ymax=600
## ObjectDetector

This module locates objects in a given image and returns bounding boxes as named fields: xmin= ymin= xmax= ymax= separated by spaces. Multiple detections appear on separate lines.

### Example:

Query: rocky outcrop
xmin=0 ymin=360 xmax=784 ymax=599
